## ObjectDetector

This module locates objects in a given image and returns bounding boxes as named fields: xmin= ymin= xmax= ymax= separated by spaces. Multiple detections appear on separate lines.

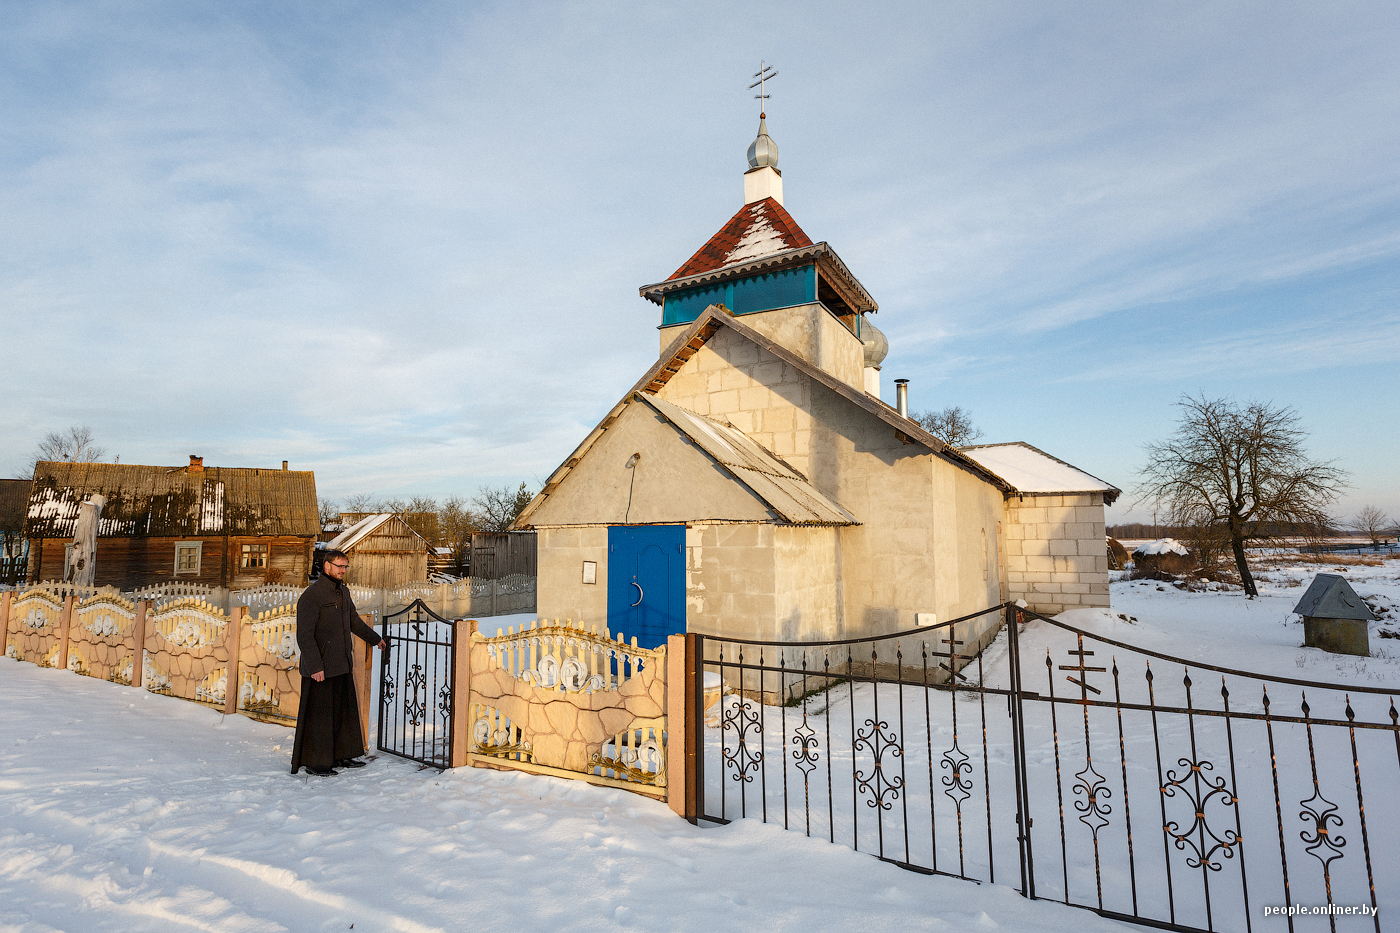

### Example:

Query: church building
xmin=513 ymin=113 xmax=1119 ymax=651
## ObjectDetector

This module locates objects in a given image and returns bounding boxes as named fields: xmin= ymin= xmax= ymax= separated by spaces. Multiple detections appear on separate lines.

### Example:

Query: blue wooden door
xmin=607 ymin=525 xmax=685 ymax=650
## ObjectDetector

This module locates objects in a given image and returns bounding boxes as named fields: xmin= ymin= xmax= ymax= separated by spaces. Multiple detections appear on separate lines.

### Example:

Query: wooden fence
xmin=469 ymin=532 xmax=537 ymax=579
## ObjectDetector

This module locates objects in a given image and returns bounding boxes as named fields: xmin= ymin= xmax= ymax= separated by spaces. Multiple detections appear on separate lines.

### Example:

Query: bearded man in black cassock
xmin=290 ymin=549 xmax=387 ymax=776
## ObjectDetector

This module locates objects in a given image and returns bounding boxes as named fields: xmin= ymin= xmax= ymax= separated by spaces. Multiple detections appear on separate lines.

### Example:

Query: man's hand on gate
xmin=310 ymin=671 xmax=325 ymax=682
xmin=378 ymin=639 xmax=388 ymax=651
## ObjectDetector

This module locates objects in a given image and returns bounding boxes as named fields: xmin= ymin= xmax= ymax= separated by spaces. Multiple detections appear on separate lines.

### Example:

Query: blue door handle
xmin=631 ymin=581 xmax=643 ymax=606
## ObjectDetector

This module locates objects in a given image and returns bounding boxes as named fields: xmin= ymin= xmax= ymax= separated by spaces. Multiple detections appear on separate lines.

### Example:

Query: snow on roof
xmin=326 ymin=513 xmax=409 ymax=552
xmin=958 ymin=442 xmax=1120 ymax=503
xmin=666 ymin=198 xmax=814 ymax=281
xmin=1133 ymin=538 xmax=1190 ymax=557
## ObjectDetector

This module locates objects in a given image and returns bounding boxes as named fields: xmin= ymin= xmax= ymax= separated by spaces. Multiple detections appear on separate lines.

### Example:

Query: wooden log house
xmin=24 ymin=457 xmax=319 ymax=589
xmin=0 ymin=478 xmax=30 ymax=585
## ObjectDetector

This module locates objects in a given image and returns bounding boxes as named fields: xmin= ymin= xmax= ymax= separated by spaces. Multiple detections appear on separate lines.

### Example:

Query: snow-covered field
xmin=2 ymin=556 xmax=1397 ymax=933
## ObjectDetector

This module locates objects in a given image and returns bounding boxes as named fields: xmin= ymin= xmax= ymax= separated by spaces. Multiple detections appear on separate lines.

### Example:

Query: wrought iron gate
xmin=377 ymin=599 xmax=455 ymax=768
xmin=693 ymin=604 xmax=1399 ymax=933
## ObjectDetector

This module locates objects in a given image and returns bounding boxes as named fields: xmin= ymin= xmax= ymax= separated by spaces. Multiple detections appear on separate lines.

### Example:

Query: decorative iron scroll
xmin=854 ymin=718 xmax=904 ymax=811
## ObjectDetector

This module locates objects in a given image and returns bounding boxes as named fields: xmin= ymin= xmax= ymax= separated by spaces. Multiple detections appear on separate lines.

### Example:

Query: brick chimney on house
xmin=188 ymin=455 xmax=204 ymax=473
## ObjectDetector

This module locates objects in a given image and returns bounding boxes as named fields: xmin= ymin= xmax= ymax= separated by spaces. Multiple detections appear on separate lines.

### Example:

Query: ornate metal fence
xmin=378 ymin=600 xmax=456 ymax=768
xmin=692 ymin=605 xmax=1399 ymax=933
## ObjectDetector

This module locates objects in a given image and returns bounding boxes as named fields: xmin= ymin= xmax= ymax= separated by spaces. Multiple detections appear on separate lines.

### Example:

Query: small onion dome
xmin=860 ymin=315 xmax=888 ymax=368
xmin=747 ymin=115 xmax=779 ymax=170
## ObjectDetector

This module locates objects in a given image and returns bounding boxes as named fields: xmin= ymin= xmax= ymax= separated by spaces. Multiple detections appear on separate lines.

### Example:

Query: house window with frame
xmin=174 ymin=541 xmax=202 ymax=575
xmin=241 ymin=543 xmax=267 ymax=569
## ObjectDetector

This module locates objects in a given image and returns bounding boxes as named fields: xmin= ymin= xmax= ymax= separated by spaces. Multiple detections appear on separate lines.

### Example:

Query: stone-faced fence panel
xmin=7 ymin=589 xmax=66 ymax=667
xmin=238 ymin=603 xmax=302 ymax=724
xmin=69 ymin=592 xmax=139 ymax=683
xmin=466 ymin=618 xmax=667 ymax=798
xmin=144 ymin=597 xmax=236 ymax=709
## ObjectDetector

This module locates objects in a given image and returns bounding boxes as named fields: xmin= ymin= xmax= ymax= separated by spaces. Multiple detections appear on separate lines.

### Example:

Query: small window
xmin=174 ymin=541 xmax=202 ymax=575
xmin=241 ymin=543 xmax=268 ymax=569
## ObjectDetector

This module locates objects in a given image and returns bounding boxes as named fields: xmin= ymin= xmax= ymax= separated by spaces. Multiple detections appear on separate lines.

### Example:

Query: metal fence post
xmin=1006 ymin=602 xmax=1035 ymax=900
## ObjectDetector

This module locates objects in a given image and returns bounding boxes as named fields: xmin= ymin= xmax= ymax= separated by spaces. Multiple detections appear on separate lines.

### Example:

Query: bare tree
xmin=438 ymin=496 xmax=478 ymax=573
xmin=401 ymin=496 xmax=440 ymax=545
xmin=1351 ymin=506 xmax=1392 ymax=547
xmin=913 ymin=406 xmax=984 ymax=448
xmin=25 ymin=425 xmax=108 ymax=477
xmin=317 ymin=498 xmax=340 ymax=527
xmin=473 ymin=482 xmax=535 ymax=533
xmin=341 ymin=492 xmax=380 ymax=514
xmin=1139 ymin=394 xmax=1347 ymax=597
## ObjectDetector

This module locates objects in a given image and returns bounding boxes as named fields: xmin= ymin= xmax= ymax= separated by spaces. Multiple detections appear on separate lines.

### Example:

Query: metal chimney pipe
xmin=894 ymin=379 xmax=909 ymax=418
xmin=282 ymin=460 xmax=289 ymax=471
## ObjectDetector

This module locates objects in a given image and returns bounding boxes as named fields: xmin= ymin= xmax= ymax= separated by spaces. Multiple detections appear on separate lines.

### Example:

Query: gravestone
xmin=1294 ymin=573 xmax=1374 ymax=657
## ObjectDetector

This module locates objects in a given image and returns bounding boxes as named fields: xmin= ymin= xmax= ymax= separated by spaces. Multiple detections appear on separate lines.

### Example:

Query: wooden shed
xmin=326 ymin=513 xmax=430 ymax=587
xmin=23 ymin=457 xmax=319 ymax=589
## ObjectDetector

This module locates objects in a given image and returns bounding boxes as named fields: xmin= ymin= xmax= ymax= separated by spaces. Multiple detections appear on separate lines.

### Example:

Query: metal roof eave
xmin=638 ymin=242 xmax=878 ymax=314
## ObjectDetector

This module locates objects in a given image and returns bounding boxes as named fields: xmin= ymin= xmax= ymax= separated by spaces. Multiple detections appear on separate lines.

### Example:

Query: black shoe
xmin=336 ymin=758 xmax=367 ymax=769
xmin=307 ymin=766 xmax=339 ymax=776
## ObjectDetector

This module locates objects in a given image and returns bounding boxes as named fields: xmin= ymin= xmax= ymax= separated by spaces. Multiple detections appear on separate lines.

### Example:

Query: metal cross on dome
xmin=749 ymin=61 xmax=778 ymax=116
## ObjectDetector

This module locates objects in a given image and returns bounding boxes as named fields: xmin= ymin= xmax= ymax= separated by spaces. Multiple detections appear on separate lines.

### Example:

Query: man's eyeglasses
xmin=328 ymin=562 xmax=350 ymax=570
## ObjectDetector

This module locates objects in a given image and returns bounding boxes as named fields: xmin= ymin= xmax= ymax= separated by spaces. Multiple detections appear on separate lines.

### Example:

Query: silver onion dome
xmin=746 ymin=115 xmax=779 ymax=169
xmin=860 ymin=315 xmax=888 ymax=368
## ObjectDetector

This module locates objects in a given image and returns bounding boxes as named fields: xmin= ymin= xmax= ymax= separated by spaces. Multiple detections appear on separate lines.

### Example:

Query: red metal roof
xmin=667 ymin=198 xmax=815 ymax=281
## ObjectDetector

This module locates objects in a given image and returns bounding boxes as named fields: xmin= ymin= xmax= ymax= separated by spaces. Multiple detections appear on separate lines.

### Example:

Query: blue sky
xmin=3 ymin=1 xmax=1396 ymax=525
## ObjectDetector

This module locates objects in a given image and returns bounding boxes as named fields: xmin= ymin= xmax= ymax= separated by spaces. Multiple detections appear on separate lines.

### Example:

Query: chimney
xmin=282 ymin=460 xmax=288 ymax=471
xmin=894 ymin=379 xmax=909 ymax=419
xmin=188 ymin=455 xmax=204 ymax=473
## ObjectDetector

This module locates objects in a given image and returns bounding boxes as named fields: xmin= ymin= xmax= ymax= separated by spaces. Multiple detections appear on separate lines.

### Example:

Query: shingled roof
xmin=668 ymin=198 xmax=814 ymax=280
xmin=24 ymin=461 xmax=319 ymax=539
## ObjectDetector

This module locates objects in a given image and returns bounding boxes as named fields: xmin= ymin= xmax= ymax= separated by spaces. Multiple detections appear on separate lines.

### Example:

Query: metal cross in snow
xmin=940 ymin=635 xmax=968 ymax=682
xmin=749 ymin=61 xmax=778 ymax=115
xmin=1059 ymin=636 xmax=1106 ymax=696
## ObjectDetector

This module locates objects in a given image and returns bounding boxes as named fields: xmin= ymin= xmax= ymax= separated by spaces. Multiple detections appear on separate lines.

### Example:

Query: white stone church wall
xmin=1002 ymin=492 xmax=1109 ymax=615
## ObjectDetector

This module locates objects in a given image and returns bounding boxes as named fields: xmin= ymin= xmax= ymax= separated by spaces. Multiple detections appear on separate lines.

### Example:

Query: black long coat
xmin=296 ymin=575 xmax=380 ymax=678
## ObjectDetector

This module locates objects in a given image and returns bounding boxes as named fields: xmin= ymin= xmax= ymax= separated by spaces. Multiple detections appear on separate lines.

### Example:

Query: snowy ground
xmin=2 ymin=556 xmax=1397 ymax=933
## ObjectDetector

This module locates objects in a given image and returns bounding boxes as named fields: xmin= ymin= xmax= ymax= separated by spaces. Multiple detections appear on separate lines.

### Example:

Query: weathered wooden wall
xmin=29 ymin=535 xmax=313 ymax=590
xmin=470 ymin=532 xmax=537 ymax=579
xmin=342 ymin=515 xmax=430 ymax=588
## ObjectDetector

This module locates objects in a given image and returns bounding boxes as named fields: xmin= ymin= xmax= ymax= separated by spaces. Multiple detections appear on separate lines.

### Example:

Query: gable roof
xmin=640 ymin=203 xmax=878 ymax=316
xmin=641 ymin=395 xmax=857 ymax=525
xmin=1293 ymin=573 xmax=1375 ymax=622
xmin=668 ymin=198 xmax=814 ymax=280
xmin=24 ymin=461 xmax=319 ymax=539
xmin=328 ymin=513 xmax=430 ymax=552
xmin=513 ymin=305 xmax=1013 ymax=529
xmin=958 ymin=442 xmax=1121 ymax=504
